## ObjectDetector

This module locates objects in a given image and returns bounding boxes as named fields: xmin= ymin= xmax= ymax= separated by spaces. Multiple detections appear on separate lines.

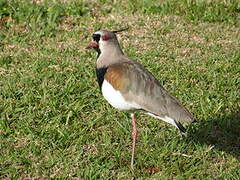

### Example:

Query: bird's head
xmin=86 ymin=28 xmax=128 ymax=54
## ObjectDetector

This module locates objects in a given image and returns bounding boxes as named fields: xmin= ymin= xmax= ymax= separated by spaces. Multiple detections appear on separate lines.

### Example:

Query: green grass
xmin=0 ymin=0 xmax=240 ymax=179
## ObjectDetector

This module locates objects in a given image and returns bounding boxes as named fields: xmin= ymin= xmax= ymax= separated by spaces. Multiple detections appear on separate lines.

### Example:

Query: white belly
xmin=101 ymin=80 xmax=141 ymax=110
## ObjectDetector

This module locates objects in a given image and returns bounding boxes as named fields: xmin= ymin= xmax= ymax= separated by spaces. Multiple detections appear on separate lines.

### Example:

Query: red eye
xmin=102 ymin=35 xmax=110 ymax=41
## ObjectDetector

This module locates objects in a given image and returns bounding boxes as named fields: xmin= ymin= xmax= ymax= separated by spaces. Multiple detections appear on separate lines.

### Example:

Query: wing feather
xmin=105 ymin=61 xmax=194 ymax=123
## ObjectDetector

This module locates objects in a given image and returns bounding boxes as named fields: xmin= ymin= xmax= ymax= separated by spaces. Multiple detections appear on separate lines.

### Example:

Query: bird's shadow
xmin=188 ymin=111 xmax=240 ymax=159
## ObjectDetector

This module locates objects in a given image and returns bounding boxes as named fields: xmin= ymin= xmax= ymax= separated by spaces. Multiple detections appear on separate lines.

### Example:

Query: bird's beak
xmin=86 ymin=41 xmax=99 ymax=49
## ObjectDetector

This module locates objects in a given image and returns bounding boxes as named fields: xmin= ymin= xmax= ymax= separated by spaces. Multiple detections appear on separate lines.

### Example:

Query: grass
xmin=0 ymin=0 xmax=240 ymax=179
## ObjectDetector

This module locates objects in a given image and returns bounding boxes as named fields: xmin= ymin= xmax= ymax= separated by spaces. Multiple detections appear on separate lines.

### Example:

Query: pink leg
xmin=131 ymin=113 xmax=137 ymax=169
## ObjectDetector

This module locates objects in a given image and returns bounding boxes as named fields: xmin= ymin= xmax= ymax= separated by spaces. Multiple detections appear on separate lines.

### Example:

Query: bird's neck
xmin=96 ymin=44 xmax=125 ymax=68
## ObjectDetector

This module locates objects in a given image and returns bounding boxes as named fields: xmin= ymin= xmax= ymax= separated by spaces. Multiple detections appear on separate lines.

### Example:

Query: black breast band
xmin=96 ymin=67 xmax=108 ymax=89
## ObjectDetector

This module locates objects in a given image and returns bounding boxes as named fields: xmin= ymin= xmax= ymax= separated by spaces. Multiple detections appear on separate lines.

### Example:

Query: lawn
xmin=0 ymin=0 xmax=239 ymax=179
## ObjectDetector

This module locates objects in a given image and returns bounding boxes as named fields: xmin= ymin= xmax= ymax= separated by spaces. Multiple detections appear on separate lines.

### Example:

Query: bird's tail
xmin=173 ymin=120 xmax=186 ymax=133
xmin=146 ymin=112 xmax=187 ymax=133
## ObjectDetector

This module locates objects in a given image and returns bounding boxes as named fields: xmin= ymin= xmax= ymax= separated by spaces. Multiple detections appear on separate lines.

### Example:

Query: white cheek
xmin=102 ymin=80 xmax=141 ymax=110
xmin=98 ymin=40 xmax=106 ymax=50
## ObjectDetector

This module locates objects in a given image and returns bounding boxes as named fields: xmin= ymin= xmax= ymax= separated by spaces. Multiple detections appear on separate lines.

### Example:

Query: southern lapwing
xmin=86 ymin=29 xmax=195 ymax=169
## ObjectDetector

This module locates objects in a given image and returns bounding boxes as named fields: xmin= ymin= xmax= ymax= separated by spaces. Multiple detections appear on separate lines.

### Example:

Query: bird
xmin=86 ymin=28 xmax=195 ymax=169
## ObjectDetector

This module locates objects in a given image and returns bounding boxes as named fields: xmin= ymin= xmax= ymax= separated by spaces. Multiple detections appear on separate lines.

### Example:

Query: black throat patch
xmin=96 ymin=48 xmax=101 ymax=58
xmin=96 ymin=67 xmax=108 ymax=89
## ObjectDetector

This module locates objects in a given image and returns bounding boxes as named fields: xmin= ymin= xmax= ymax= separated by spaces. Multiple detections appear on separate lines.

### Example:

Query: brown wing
xmin=105 ymin=61 xmax=194 ymax=123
